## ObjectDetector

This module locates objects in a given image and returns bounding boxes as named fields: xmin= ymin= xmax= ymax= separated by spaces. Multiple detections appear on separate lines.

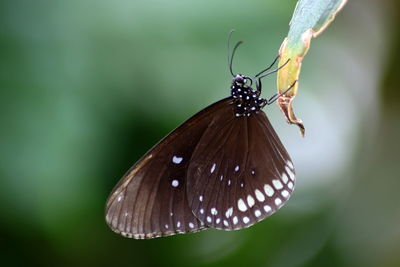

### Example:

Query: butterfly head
xmin=233 ymin=74 xmax=247 ymax=85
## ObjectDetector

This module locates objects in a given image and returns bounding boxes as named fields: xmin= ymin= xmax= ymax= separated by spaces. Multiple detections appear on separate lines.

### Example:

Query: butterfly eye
xmin=234 ymin=75 xmax=245 ymax=84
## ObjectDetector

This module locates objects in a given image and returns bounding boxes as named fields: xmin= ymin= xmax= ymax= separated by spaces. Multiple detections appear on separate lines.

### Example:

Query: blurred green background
xmin=1 ymin=0 xmax=400 ymax=266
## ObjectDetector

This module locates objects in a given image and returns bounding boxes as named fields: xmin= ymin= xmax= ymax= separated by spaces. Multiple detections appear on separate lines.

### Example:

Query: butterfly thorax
xmin=231 ymin=74 xmax=264 ymax=117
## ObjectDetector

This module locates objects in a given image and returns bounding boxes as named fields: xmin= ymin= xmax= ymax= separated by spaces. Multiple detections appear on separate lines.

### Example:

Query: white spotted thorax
xmin=231 ymin=74 xmax=265 ymax=117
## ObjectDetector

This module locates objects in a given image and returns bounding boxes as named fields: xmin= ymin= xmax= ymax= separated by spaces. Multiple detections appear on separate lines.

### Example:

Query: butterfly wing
xmin=105 ymin=98 xmax=232 ymax=239
xmin=186 ymin=107 xmax=295 ymax=230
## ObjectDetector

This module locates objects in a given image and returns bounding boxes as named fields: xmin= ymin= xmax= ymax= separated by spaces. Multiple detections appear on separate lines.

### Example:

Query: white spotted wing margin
xmin=186 ymin=107 xmax=296 ymax=231
xmin=105 ymin=98 xmax=233 ymax=239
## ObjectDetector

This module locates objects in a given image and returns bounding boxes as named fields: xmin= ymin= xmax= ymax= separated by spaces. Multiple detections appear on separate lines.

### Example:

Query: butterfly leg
xmin=255 ymin=78 xmax=262 ymax=93
xmin=254 ymin=58 xmax=290 ymax=94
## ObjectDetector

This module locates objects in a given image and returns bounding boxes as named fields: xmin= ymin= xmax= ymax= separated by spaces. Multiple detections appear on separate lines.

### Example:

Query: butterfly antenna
xmin=228 ymin=30 xmax=243 ymax=76
xmin=255 ymin=55 xmax=280 ymax=77
xmin=257 ymin=58 xmax=291 ymax=79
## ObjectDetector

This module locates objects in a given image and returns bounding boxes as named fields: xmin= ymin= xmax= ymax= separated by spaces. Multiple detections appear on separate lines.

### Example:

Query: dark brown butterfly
xmin=105 ymin=34 xmax=296 ymax=239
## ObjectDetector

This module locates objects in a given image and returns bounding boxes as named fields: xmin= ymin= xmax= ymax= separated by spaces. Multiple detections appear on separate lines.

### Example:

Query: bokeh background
xmin=1 ymin=0 xmax=399 ymax=266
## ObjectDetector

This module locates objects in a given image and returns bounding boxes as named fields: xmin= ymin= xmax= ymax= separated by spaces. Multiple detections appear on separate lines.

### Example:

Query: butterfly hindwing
xmin=105 ymin=99 xmax=232 ymax=239
xmin=186 ymin=107 xmax=296 ymax=230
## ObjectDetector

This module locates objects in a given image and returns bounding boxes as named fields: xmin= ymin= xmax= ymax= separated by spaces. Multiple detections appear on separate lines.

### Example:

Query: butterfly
xmin=105 ymin=32 xmax=296 ymax=239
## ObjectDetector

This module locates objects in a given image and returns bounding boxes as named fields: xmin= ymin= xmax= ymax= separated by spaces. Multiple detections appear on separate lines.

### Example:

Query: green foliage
xmin=277 ymin=0 xmax=347 ymax=136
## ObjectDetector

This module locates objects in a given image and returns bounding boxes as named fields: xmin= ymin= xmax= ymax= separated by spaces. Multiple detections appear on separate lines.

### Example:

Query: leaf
xmin=276 ymin=0 xmax=348 ymax=136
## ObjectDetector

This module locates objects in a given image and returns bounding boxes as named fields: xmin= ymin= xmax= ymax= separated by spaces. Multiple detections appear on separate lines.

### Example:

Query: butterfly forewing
xmin=186 ymin=108 xmax=295 ymax=230
xmin=105 ymin=98 xmax=232 ymax=239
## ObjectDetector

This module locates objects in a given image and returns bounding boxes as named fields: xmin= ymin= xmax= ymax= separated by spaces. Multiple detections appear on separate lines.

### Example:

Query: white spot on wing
xmin=243 ymin=216 xmax=250 ymax=224
xmin=235 ymin=165 xmax=240 ymax=172
xmin=210 ymin=163 xmax=216 ymax=173
xmin=216 ymin=218 xmax=221 ymax=224
xmin=200 ymin=208 xmax=204 ymax=214
xmin=281 ymin=173 xmax=289 ymax=184
xmin=223 ymin=220 xmax=229 ymax=227
xmin=172 ymin=155 xmax=183 ymax=164
xmin=254 ymin=210 xmax=261 ymax=217
xmin=281 ymin=190 xmax=289 ymax=198
xmin=199 ymin=195 xmax=203 ymax=202
xmin=286 ymin=166 xmax=295 ymax=180
xmin=264 ymin=184 xmax=274 ymax=197
xmin=255 ymin=189 xmax=265 ymax=202
xmin=275 ymin=198 xmax=282 ymax=206
xmin=238 ymin=198 xmax=247 ymax=212
xmin=233 ymin=216 xmax=238 ymax=225
xmin=220 ymin=175 xmax=224 ymax=181
xmin=251 ymin=170 xmax=255 ymax=175
xmin=272 ymin=179 xmax=283 ymax=190
xmin=171 ymin=179 xmax=179 ymax=187
xmin=225 ymin=207 xmax=233 ymax=218
xmin=176 ymin=221 xmax=181 ymax=228
xmin=264 ymin=205 xmax=271 ymax=212
xmin=211 ymin=207 xmax=218 ymax=215
xmin=228 ymin=179 xmax=231 ymax=186
xmin=247 ymin=195 xmax=255 ymax=207
xmin=207 ymin=216 xmax=212 ymax=223
xmin=117 ymin=195 xmax=123 ymax=202
xmin=288 ymin=181 xmax=294 ymax=189
xmin=287 ymin=160 xmax=294 ymax=169
xmin=189 ymin=222 xmax=194 ymax=229
xmin=165 ymin=224 xmax=168 ymax=229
